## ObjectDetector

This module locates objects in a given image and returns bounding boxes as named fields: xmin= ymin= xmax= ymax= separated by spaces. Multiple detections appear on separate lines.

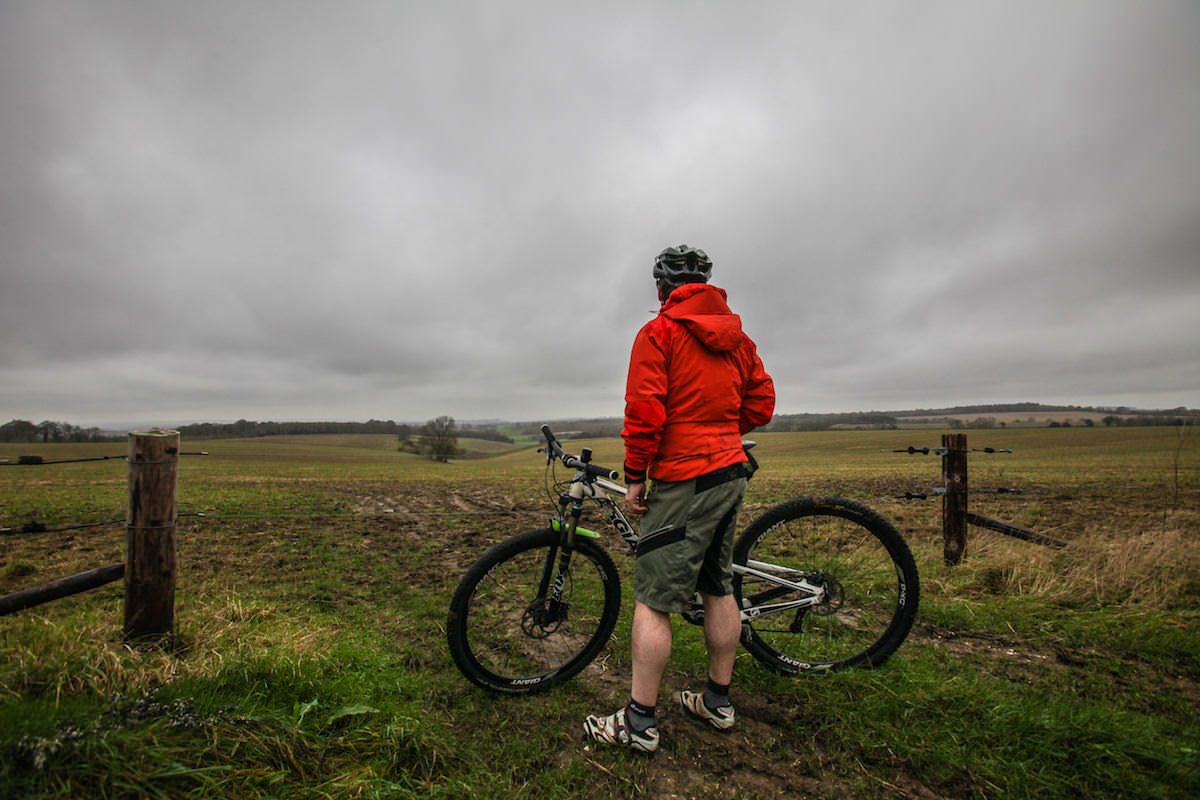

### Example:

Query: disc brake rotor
xmin=521 ymin=599 xmax=567 ymax=638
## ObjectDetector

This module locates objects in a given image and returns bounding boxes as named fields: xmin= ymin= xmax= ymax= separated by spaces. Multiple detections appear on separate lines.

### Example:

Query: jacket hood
xmin=659 ymin=283 xmax=744 ymax=353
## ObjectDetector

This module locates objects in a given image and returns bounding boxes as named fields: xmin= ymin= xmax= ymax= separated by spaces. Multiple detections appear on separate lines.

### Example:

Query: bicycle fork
xmin=528 ymin=488 xmax=589 ymax=630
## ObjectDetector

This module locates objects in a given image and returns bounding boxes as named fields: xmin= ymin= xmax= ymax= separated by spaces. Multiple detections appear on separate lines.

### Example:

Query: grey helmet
xmin=653 ymin=244 xmax=712 ymax=288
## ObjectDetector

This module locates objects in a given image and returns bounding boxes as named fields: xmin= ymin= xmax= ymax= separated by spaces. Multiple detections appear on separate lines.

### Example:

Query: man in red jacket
xmin=584 ymin=245 xmax=775 ymax=753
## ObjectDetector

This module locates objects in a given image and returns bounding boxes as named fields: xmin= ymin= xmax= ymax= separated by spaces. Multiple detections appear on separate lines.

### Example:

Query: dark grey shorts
xmin=632 ymin=463 xmax=748 ymax=614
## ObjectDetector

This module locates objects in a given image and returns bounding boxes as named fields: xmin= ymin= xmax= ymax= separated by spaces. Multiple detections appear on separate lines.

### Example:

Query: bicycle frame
xmin=554 ymin=468 xmax=830 ymax=625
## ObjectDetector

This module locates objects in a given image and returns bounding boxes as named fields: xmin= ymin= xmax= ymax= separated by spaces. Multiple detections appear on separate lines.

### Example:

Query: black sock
xmin=703 ymin=677 xmax=730 ymax=711
xmin=627 ymin=698 xmax=656 ymax=733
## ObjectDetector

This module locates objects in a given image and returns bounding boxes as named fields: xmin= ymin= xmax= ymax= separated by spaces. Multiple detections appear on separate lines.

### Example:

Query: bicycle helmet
xmin=652 ymin=244 xmax=712 ymax=288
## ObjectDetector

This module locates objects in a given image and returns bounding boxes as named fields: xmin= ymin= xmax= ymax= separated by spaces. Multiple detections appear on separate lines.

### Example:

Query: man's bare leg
xmin=630 ymin=600 xmax=672 ymax=706
xmin=701 ymin=593 xmax=740 ymax=684
xmin=583 ymin=599 xmax=665 ymax=751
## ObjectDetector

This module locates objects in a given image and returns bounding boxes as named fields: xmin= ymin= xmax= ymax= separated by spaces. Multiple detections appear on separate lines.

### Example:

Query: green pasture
xmin=1 ymin=427 xmax=1197 ymax=798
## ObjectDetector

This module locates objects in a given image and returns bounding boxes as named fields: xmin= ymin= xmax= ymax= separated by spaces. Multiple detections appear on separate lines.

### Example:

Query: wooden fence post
xmin=125 ymin=429 xmax=179 ymax=642
xmin=942 ymin=433 xmax=968 ymax=565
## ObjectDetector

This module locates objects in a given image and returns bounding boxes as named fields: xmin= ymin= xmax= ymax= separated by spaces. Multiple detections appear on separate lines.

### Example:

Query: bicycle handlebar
xmin=540 ymin=425 xmax=620 ymax=481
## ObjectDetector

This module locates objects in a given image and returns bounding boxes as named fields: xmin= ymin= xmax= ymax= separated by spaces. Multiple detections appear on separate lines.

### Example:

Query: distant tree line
xmin=0 ymin=419 xmax=121 ymax=443
xmin=487 ymin=407 xmax=1198 ymax=437
xmin=764 ymin=413 xmax=899 ymax=432
xmin=888 ymin=402 xmax=1065 ymax=416
xmin=765 ymin=404 xmax=1198 ymax=432
xmin=1100 ymin=414 xmax=1197 ymax=427
xmin=178 ymin=419 xmax=413 ymax=439
xmin=457 ymin=425 xmax=514 ymax=443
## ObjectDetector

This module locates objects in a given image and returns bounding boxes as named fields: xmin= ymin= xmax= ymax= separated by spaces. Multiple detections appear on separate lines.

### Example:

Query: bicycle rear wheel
xmin=447 ymin=528 xmax=622 ymax=693
xmin=733 ymin=497 xmax=919 ymax=673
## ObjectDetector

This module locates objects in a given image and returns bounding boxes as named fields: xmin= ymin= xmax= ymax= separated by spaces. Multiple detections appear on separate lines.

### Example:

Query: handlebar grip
xmin=589 ymin=464 xmax=621 ymax=481
xmin=541 ymin=425 xmax=563 ymax=459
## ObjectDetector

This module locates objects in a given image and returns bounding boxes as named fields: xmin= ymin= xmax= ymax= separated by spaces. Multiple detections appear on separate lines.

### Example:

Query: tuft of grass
xmin=934 ymin=526 xmax=1200 ymax=609
xmin=3 ymin=560 xmax=38 ymax=579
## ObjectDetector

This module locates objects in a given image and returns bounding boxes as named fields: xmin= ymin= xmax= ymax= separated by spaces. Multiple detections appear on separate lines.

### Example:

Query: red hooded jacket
xmin=622 ymin=283 xmax=775 ymax=483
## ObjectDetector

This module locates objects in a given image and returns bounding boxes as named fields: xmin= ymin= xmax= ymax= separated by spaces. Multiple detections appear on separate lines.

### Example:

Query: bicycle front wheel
xmin=733 ymin=497 xmax=919 ymax=673
xmin=447 ymin=528 xmax=622 ymax=693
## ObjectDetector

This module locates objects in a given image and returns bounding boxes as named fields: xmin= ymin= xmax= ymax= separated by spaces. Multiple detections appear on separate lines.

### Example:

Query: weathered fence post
xmin=124 ymin=429 xmax=178 ymax=642
xmin=942 ymin=433 xmax=968 ymax=565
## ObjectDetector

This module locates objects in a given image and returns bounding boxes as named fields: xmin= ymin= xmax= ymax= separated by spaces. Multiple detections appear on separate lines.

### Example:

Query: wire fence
xmin=890 ymin=434 xmax=1066 ymax=562
xmin=0 ymin=451 xmax=207 ymax=466
xmin=1 ymin=430 xmax=1079 ymax=621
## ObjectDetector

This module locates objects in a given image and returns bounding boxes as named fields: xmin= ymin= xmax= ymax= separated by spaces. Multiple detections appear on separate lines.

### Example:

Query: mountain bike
xmin=446 ymin=425 xmax=920 ymax=693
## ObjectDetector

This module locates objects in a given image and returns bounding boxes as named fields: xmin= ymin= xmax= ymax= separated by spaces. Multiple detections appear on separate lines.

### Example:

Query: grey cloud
xmin=1 ymin=1 xmax=1197 ymax=425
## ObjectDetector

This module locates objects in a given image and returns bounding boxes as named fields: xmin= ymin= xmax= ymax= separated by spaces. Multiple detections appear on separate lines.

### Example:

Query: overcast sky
xmin=1 ymin=1 xmax=1198 ymax=427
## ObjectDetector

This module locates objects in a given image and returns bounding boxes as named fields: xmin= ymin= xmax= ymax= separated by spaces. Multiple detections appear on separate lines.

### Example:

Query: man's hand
xmin=625 ymin=482 xmax=649 ymax=514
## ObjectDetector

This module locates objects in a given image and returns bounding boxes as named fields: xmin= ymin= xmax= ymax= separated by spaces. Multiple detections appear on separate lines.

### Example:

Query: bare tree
xmin=37 ymin=420 xmax=61 ymax=443
xmin=419 ymin=416 xmax=459 ymax=462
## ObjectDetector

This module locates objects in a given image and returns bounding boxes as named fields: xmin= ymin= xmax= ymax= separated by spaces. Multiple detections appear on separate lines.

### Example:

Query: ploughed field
xmin=1 ymin=428 xmax=1197 ymax=799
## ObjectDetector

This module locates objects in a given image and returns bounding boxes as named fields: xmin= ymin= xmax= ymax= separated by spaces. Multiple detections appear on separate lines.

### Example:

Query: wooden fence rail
xmin=0 ymin=563 xmax=124 ymax=616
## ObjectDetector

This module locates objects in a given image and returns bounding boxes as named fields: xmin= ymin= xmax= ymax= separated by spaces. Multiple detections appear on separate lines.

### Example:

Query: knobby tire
xmin=447 ymin=528 xmax=621 ymax=693
xmin=733 ymin=496 xmax=919 ymax=673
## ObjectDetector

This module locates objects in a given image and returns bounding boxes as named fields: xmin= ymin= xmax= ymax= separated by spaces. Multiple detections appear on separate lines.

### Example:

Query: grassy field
xmin=1 ymin=427 xmax=1197 ymax=798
